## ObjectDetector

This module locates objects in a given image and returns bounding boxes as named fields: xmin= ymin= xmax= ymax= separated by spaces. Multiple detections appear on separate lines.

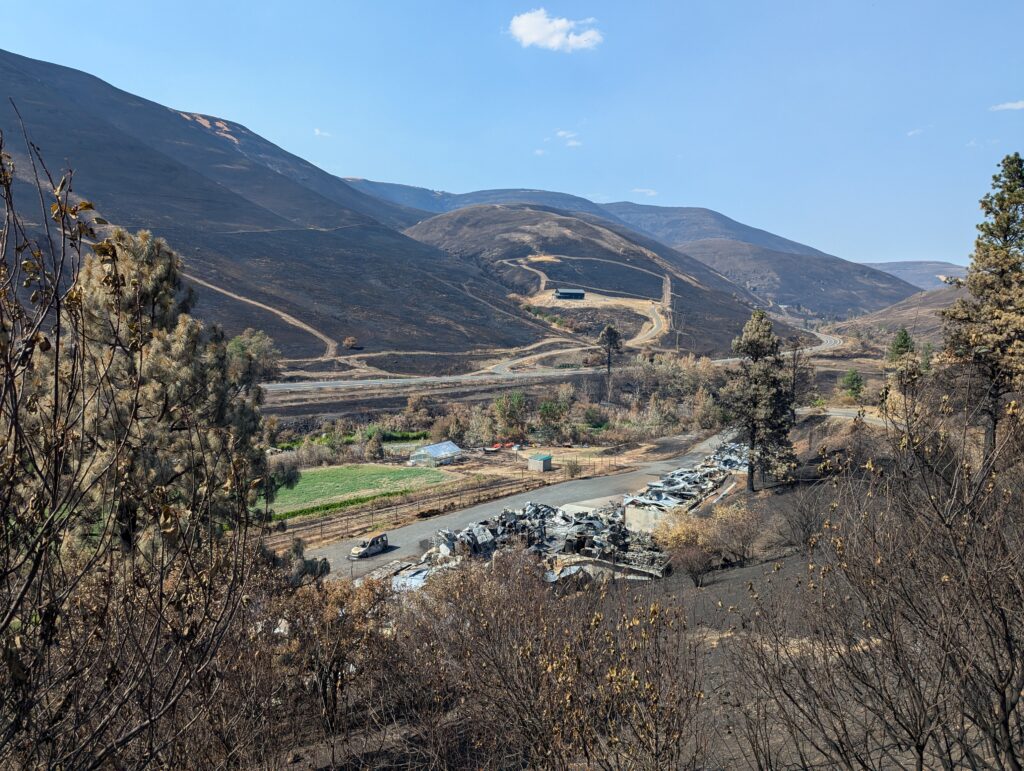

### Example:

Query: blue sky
xmin=6 ymin=1 xmax=1023 ymax=264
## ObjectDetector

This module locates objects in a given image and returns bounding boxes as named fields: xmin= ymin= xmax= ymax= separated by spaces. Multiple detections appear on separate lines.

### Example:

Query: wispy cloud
xmin=509 ymin=8 xmax=603 ymax=53
xmin=631 ymin=188 xmax=658 ymax=197
xmin=990 ymin=100 xmax=1024 ymax=111
xmin=550 ymin=129 xmax=582 ymax=148
xmin=533 ymin=148 xmax=546 ymax=156
xmin=906 ymin=128 xmax=924 ymax=137
xmin=313 ymin=128 xmax=331 ymax=138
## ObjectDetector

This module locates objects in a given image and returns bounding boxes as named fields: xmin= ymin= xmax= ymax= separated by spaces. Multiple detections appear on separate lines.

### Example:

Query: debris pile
xmin=625 ymin=442 xmax=748 ymax=511
xmin=430 ymin=502 xmax=666 ymax=577
xmin=366 ymin=502 xmax=671 ymax=592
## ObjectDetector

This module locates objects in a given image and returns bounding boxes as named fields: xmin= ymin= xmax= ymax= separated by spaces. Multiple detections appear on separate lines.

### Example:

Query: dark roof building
xmin=554 ymin=288 xmax=585 ymax=300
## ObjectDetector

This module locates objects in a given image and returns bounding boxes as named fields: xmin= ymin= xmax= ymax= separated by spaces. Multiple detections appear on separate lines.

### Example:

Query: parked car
xmin=349 ymin=532 xmax=389 ymax=560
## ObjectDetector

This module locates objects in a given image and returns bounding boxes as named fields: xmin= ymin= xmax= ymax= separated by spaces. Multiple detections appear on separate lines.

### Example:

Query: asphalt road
xmin=310 ymin=401 xmax=877 ymax=580
xmin=312 ymin=430 xmax=735 ymax=580
xmin=263 ymin=330 xmax=844 ymax=395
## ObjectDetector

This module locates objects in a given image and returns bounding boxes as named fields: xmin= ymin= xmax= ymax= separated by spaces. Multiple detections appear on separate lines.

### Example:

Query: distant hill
xmin=0 ymin=47 xmax=901 ymax=361
xmin=677 ymin=239 xmax=921 ymax=318
xmin=603 ymin=202 xmax=918 ymax=319
xmin=405 ymin=204 xmax=803 ymax=356
xmin=345 ymin=178 xmax=619 ymax=222
xmin=601 ymin=202 xmax=827 ymax=256
xmin=836 ymin=285 xmax=964 ymax=344
xmin=0 ymin=48 xmax=543 ymax=356
xmin=862 ymin=261 xmax=966 ymax=290
xmin=349 ymin=184 xmax=921 ymax=320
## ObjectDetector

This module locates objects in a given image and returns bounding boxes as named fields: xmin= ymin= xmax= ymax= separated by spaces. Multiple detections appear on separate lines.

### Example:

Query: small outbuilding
xmin=528 ymin=453 xmax=553 ymax=472
xmin=410 ymin=440 xmax=463 ymax=467
xmin=554 ymin=287 xmax=585 ymax=300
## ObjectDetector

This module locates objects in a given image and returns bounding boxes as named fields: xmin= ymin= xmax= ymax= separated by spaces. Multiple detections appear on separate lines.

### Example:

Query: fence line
xmin=263 ymin=452 xmax=628 ymax=551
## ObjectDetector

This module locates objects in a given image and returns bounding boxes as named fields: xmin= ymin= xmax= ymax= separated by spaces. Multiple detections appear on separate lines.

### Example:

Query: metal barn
xmin=409 ymin=440 xmax=463 ymax=467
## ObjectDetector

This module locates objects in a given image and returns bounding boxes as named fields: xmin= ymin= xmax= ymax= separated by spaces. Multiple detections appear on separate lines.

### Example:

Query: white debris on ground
xmin=624 ymin=442 xmax=749 ymax=512
xmin=359 ymin=502 xmax=671 ymax=592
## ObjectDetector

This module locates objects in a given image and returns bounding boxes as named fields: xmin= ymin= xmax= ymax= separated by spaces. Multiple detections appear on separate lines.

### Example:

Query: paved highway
xmin=263 ymin=330 xmax=844 ymax=395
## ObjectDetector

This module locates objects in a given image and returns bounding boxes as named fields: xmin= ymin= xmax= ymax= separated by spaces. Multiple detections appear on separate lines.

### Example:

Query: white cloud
xmin=631 ymin=188 xmax=658 ymax=197
xmin=990 ymin=100 xmax=1024 ymax=111
xmin=534 ymin=148 xmax=546 ymax=156
xmin=313 ymin=128 xmax=331 ymax=138
xmin=551 ymin=129 xmax=582 ymax=147
xmin=509 ymin=8 xmax=603 ymax=53
xmin=906 ymin=128 xmax=924 ymax=137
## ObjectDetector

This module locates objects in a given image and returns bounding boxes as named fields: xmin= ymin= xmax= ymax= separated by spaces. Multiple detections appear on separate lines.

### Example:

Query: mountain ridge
xmin=349 ymin=179 xmax=921 ymax=319
xmin=862 ymin=260 xmax=967 ymax=290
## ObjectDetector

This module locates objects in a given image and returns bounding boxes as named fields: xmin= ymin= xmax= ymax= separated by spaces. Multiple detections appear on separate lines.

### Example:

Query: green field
xmin=271 ymin=463 xmax=449 ymax=516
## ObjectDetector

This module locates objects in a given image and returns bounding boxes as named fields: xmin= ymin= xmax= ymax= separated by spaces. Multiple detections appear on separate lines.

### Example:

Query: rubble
xmin=428 ymin=502 xmax=667 ymax=575
xmin=371 ymin=502 xmax=671 ymax=592
xmin=359 ymin=443 xmax=749 ymax=593
xmin=626 ymin=442 xmax=749 ymax=512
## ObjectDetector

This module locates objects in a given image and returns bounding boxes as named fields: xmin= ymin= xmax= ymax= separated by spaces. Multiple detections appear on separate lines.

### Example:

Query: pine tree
xmin=597 ymin=324 xmax=623 ymax=401
xmin=888 ymin=327 xmax=916 ymax=362
xmin=227 ymin=327 xmax=281 ymax=382
xmin=840 ymin=368 xmax=865 ymax=399
xmin=2 ymin=213 xmax=267 ymax=762
xmin=942 ymin=152 xmax=1024 ymax=461
xmin=75 ymin=230 xmax=267 ymax=546
xmin=723 ymin=310 xmax=796 ymax=491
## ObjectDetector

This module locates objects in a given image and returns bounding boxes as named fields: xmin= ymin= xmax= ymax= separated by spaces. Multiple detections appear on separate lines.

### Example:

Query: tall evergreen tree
xmin=888 ymin=327 xmax=916 ymax=362
xmin=840 ymin=368 xmax=865 ymax=399
xmin=724 ymin=310 xmax=796 ymax=491
xmin=597 ymin=324 xmax=623 ymax=401
xmin=942 ymin=152 xmax=1024 ymax=461
xmin=1 ymin=199 xmax=268 ymax=762
xmin=76 ymin=230 xmax=267 ymax=546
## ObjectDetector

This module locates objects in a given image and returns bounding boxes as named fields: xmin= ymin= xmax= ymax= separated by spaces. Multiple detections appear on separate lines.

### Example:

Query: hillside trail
xmin=187 ymin=258 xmax=841 ymax=389
xmin=186 ymin=268 xmax=588 ymax=376
xmin=183 ymin=272 xmax=338 ymax=359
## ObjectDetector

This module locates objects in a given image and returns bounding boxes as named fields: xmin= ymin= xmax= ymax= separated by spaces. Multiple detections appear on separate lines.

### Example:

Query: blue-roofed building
xmin=409 ymin=440 xmax=463 ymax=467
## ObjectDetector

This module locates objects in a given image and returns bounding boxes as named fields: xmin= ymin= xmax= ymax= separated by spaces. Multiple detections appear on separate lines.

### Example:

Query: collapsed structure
xmin=361 ymin=443 xmax=749 ymax=592
xmin=623 ymin=442 xmax=749 ymax=531
xmin=365 ymin=502 xmax=671 ymax=592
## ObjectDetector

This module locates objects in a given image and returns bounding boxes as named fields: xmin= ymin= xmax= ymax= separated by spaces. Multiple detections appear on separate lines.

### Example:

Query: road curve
xmin=262 ymin=328 xmax=844 ymax=395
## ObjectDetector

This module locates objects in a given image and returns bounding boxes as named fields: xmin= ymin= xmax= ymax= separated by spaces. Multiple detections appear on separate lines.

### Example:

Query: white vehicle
xmin=349 ymin=532 xmax=389 ymax=560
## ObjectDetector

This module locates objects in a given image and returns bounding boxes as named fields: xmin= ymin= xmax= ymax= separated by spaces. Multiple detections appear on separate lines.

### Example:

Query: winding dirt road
xmin=263 ymin=329 xmax=844 ymax=395
xmin=184 ymin=272 xmax=338 ymax=359
xmin=184 ymin=264 xmax=842 ymax=398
